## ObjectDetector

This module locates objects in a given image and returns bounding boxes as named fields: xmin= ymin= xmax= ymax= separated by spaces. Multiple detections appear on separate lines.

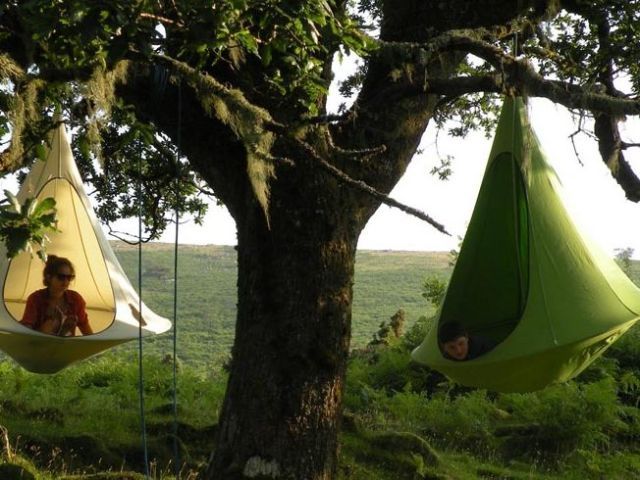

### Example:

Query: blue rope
xmin=137 ymin=153 xmax=151 ymax=479
xmin=172 ymin=82 xmax=182 ymax=479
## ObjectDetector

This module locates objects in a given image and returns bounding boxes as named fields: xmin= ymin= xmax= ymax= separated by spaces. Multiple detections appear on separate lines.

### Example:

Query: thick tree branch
xmin=372 ymin=24 xmax=640 ymax=201
xmin=425 ymin=74 xmax=504 ymax=96
xmin=552 ymin=2 xmax=640 ymax=201
xmin=378 ymin=34 xmax=640 ymax=116
xmin=380 ymin=0 xmax=558 ymax=40
xmin=153 ymin=54 xmax=447 ymax=232
xmin=594 ymin=115 xmax=640 ymax=201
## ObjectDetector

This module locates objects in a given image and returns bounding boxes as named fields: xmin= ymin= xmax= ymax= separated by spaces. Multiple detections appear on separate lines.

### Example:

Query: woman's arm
xmin=73 ymin=293 xmax=93 ymax=335
xmin=20 ymin=293 xmax=40 ymax=329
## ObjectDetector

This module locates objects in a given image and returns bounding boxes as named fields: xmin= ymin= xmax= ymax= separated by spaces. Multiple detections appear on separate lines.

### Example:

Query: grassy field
xmin=110 ymin=243 xmax=451 ymax=366
xmin=3 ymin=245 xmax=640 ymax=479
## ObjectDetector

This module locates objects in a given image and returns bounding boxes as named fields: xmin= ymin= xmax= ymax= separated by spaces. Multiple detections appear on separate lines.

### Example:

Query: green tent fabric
xmin=411 ymin=97 xmax=640 ymax=393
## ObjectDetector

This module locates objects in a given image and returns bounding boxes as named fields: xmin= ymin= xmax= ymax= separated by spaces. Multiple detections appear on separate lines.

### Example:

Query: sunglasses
xmin=55 ymin=273 xmax=75 ymax=281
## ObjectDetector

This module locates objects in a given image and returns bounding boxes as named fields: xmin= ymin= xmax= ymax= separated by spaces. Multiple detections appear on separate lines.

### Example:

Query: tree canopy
xmin=2 ymin=1 xmax=639 ymax=233
xmin=2 ymin=1 xmax=640 ymax=478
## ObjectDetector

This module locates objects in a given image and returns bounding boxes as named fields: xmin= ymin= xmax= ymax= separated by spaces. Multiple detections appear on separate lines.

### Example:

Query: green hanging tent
xmin=411 ymin=97 xmax=640 ymax=393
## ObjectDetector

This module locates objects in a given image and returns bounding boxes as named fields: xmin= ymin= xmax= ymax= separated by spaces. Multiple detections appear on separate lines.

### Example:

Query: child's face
xmin=442 ymin=335 xmax=469 ymax=360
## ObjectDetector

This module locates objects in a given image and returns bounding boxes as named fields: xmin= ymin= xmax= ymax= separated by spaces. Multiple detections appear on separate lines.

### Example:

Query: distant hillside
xmin=111 ymin=243 xmax=453 ymax=367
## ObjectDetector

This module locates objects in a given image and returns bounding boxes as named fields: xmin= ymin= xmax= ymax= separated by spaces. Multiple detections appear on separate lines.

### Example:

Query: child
xmin=438 ymin=321 xmax=495 ymax=361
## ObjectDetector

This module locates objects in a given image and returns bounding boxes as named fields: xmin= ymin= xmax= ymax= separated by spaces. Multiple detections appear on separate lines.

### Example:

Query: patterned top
xmin=20 ymin=289 xmax=90 ymax=336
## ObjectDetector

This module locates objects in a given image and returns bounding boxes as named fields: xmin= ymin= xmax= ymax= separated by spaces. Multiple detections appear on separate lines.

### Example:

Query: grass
xmin=109 ymin=243 xmax=447 ymax=366
xmin=2 ymin=245 xmax=640 ymax=479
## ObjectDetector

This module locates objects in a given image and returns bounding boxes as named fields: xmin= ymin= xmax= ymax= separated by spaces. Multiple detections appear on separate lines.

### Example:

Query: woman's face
xmin=48 ymin=265 xmax=75 ymax=295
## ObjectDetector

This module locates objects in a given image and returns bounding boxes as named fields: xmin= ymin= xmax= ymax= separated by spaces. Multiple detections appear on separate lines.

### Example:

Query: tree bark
xmin=120 ymin=38 xmax=446 ymax=480
xmin=205 ymin=152 xmax=361 ymax=478
xmin=115 ymin=3 xmax=525 ymax=477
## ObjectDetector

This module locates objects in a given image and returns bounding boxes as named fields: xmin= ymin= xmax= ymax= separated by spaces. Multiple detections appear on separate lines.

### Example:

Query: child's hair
xmin=438 ymin=321 xmax=468 ymax=344
xmin=43 ymin=255 xmax=75 ymax=286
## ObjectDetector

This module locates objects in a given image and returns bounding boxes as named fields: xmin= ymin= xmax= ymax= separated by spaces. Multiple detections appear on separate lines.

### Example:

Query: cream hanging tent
xmin=0 ymin=123 xmax=171 ymax=374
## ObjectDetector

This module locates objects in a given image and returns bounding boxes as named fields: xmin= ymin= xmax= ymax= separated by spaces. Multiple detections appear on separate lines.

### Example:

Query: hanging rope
xmin=171 ymin=81 xmax=182 ymax=479
xmin=510 ymin=30 xmax=524 ymax=310
xmin=136 ymin=150 xmax=151 ymax=479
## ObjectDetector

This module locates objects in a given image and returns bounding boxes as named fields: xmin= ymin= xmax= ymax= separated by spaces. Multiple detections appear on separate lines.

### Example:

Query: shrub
xmin=402 ymin=315 xmax=435 ymax=351
xmin=497 ymin=379 xmax=624 ymax=459
xmin=604 ymin=324 xmax=640 ymax=376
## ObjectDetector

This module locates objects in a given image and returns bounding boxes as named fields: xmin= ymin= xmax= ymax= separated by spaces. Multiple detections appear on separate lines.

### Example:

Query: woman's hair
xmin=43 ymin=255 xmax=75 ymax=286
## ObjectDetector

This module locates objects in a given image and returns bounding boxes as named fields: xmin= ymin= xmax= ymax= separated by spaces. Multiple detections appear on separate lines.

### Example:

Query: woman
xmin=20 ymin=255 xmax=93 ymax=336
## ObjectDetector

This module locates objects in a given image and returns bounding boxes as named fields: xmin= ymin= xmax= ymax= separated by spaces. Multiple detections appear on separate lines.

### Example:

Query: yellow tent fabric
xmin=411 ymin=97 xmax=640 ymax=392
xmin=0 ymin=124 xmax=171 ymax=373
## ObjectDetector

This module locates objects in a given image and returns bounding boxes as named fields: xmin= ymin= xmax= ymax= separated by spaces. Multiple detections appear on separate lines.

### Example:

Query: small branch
xmin=325 ymin=130 xmax=387 ymax=160
xmin=621 ymin=142 xmax=640 ymax=150
xmin=139 ymin=12 xmax=185 ymax=28
xmin=279 ymin=131 xmax=450 ymax=235
xmin=105 ymin=226 xmax=153 ymax=245
xmin=271 ymin=156 xmax=296 ymax=167
xmin=192 ymin=182 xmax=217 ymax=197
xmin=568 ymin=128 xmax=585 ymax=166
xmin=317 ymin=151 xmax=450 ymax=234
xmin=567 ymin=112 xmax=589 ymax=166
xmin=298 ymin=114 xmax=348 ymax=125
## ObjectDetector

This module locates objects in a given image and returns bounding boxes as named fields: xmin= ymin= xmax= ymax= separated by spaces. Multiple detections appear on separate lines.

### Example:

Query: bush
xmin=497 ymin=379 xmax=624 ymax=459
xmin=604 ymin=324 xmax=640 ymax=376
xmin=402 ymin=315 xmax=434 ymax=351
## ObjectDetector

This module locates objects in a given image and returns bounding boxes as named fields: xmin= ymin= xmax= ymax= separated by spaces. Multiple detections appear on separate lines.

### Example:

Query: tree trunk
xmin=204 ymin=149 xmax=363 ymax=478
xmin=121 ymin=59 xmax=442 ymax=480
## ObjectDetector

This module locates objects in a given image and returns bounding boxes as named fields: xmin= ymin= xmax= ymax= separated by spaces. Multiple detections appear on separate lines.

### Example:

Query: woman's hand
xmin=38 ymin=318 xmax=60 ymax=335
xmin=60 ymin=315 xmax=78 ymax=336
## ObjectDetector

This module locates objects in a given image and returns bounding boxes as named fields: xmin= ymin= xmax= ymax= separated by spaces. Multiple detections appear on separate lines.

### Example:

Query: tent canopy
xmin=0 ymin=124 xmax=171 ymax=373
xmin=411 ymin=97 xmax=640 ymax=392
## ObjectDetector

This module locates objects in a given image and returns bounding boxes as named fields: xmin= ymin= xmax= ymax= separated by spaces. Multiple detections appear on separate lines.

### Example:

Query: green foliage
xmin=498 ymin=379 xmax=624 ymax=457
xmin=615 ymin=247 xmax=635 ymax=279
xmin=74 ymin=109 xmax=208 ymax=241
xmin=602 ymin=323 xmax=640 ymax=376
xmin=347 ymin=348 xmax=428 ymax=397
xmin=0 ymin=0 xmax=374 ymax=239
xmin=433 ymin=92 xmax=503 ymax=140
xmin=0 ymin=191 xmax=58 ymax=259
xmin=419 ymin=242 xmax=457 ymax=310
xmin=402 ymin=315 xmax=434 ymax=351
xmin=535 ymin=5 xmax=640 ymax=95
xmin=1 ymin=248 xmax=640 ymax=478
xmin=421 ymin=276 xmax=447 ymax=308
xmin=339 ymin=430 xmax=441 ymax=480
xmin=0 ymin=352 xmax=225 ymax=476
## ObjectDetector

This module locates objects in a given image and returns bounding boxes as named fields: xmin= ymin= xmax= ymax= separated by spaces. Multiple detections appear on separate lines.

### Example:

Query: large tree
xmin=2 ymin=1 xmax=640 ymax=478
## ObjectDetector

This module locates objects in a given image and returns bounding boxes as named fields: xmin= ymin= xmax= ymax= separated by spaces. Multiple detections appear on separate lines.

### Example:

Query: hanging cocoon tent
xmin=0 ymin=123 xmax=171 ymax=374
xmin=411 ymin=97 xmax=640 ymax=393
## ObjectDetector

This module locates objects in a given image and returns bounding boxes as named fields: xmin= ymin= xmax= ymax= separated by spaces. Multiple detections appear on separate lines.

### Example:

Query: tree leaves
xmin=0 ymin=190 xmax=58 ymax=259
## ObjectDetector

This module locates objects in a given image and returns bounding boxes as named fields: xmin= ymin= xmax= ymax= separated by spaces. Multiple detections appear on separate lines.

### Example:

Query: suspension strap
xmin=171 ymin=81 xmax=182 ymax=479
xmin=137 ymin=151 xmax=151 ymax=479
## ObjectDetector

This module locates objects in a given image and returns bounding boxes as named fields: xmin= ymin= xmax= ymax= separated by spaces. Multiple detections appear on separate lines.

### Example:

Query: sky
xmin=3 ymin=59 xmax=640 ymax=258
xmin=140 ymin=98 xmax=640 ymax=257
xmin=140 ymin=59 xmax=640 ymax=258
